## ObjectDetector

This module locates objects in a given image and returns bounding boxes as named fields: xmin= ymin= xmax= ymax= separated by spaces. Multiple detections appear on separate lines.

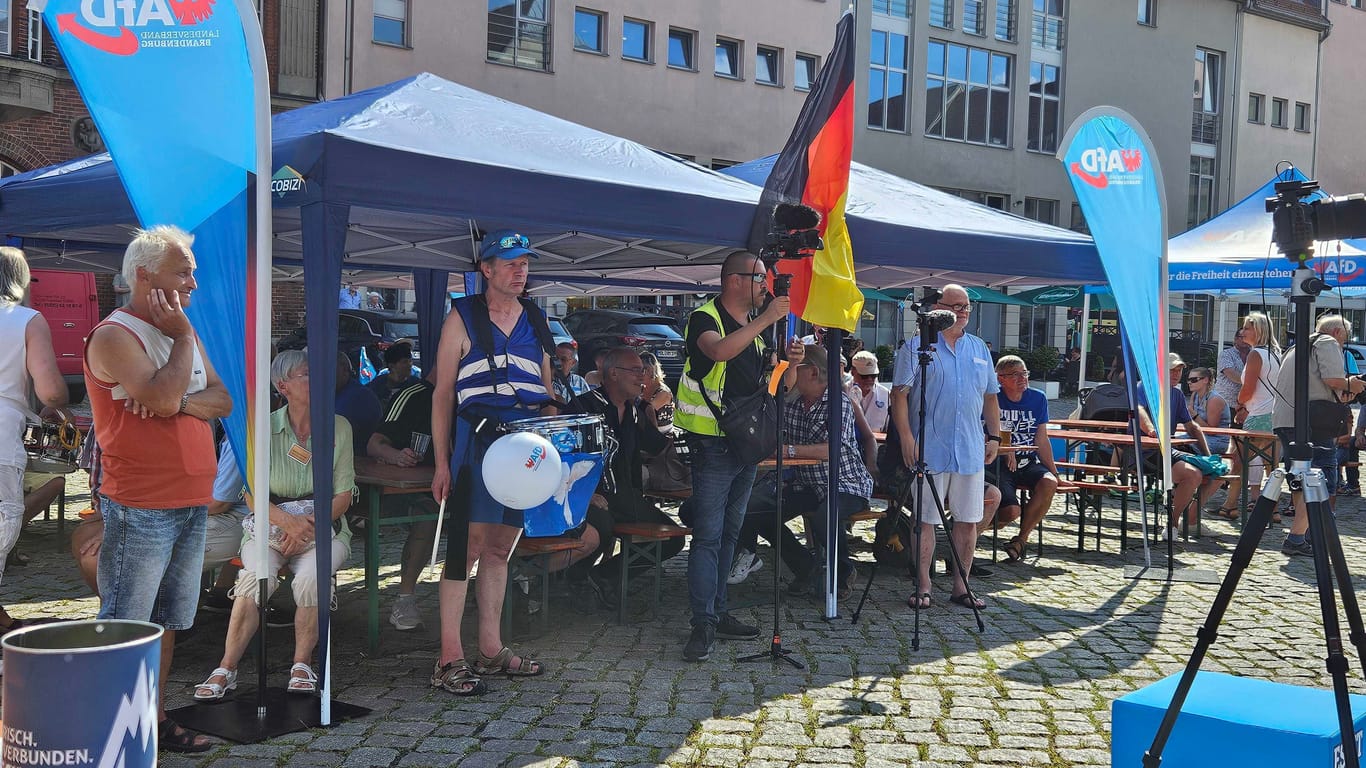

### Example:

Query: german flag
xmin=746 ymin=10 xmax=861 ymax=332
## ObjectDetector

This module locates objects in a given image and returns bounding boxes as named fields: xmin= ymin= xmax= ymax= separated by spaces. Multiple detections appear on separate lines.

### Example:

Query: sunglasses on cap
xmin=496 ymin=233 xmax=530 ymax=250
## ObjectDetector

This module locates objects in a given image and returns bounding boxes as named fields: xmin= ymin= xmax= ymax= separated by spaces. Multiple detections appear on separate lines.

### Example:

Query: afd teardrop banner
xmin=1058 ymin=108 xmax=1171 ymax=464
xmin=29 ymin=0 xmax=266 ymax=491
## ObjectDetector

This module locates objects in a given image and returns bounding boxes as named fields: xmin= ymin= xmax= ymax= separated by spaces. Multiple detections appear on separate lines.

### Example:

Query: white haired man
xmin=84 ymin=226 xmax=232 ymax=752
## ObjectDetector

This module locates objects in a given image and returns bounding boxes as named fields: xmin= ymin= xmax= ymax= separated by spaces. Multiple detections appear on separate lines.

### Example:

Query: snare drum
xmin=499 ymin=414 xmax=616 ymax=537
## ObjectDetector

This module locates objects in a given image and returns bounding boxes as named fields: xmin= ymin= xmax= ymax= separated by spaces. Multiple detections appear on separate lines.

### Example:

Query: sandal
xmin=158 ymin=718 xmax=212 ymax=753
xmin=431 ymin=659 xmax=487 ymax=696
xmin=286 ymin=662 xmax=317 ymax=694
xmin=1003 ymin=537 xmax=1026 ymax=563
xmin=906 ymin=593 xmax=931 ymax=611
xmin=1216 ymin=507 xmax=1240 ymax=521
xmin=193 ymin=667 xmax=237 ymax=701
xmin=949 ymin=593 xmax=986 ymax=610
xmin=473 ymin=646 xmax=544 ymax=677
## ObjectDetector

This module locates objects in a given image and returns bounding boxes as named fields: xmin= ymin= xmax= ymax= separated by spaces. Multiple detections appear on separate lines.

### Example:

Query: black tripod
xmin=1143 ymin=265 xmax=1366 ymax=767
xmin=740 ymin=293 xmax=803 ymax=670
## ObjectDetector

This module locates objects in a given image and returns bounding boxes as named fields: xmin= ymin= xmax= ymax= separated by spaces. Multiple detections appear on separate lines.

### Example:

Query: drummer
xmin=429 ymin=230 xmax=557 ymax=696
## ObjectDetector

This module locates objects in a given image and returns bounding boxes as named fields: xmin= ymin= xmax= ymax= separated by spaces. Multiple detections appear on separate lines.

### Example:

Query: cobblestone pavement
xmin=8 ymin=452 xmax=1366 ymax=767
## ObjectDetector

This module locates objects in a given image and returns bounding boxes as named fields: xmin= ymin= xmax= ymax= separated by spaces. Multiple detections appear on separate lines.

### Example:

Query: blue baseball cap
xmin=479 ymin=230 xmax=538 ymax=261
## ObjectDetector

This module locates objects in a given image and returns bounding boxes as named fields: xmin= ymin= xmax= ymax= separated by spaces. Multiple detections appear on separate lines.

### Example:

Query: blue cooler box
xmin=1112 ymin=671 xmax=1366 ymax=768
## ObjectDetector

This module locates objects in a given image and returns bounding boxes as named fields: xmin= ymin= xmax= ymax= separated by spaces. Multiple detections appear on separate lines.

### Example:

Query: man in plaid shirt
xmin=737 ymin=343 xmax=875 ymax=599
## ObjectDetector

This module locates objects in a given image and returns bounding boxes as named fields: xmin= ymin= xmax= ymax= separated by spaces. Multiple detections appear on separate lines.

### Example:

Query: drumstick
xmin=428 ymin=497 xmax=446 ymax=581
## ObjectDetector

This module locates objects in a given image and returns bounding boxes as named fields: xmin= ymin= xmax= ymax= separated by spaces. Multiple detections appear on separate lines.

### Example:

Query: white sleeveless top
xmin=101 ymin=311 xmax=208 ymax=401
xmin=1245 ymin=346 xmax=1280 ymax=417
xmin=0 ymin=302 xmax=38 ymax=469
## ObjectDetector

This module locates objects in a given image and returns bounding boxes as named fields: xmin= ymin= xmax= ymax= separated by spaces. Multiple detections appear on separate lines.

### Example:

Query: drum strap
xmin=467 ymin=294 xmax=557 ymax=407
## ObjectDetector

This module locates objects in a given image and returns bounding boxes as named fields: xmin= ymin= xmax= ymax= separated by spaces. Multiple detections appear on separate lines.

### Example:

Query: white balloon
xmin=482 ymin=432 xmax=562 ymax=509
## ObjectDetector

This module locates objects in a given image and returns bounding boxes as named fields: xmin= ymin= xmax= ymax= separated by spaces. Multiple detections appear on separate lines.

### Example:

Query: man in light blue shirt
xmin=890 ymin=284 xmax=1000 ymax=612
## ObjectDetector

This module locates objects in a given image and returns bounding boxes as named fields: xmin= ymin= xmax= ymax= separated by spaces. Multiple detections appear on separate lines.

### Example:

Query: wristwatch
xmin=787 ymin=444 xmax=796 ymax=459
xmin=178 ymin=393 xmax=189 ymax=414
xmin=986 ymin=434 xmax=1002 ymax=443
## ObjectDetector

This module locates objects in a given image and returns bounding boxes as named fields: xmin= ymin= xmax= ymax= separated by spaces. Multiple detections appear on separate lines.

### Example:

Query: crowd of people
xmin=12 ymin=221 xmax=1366 ymax=753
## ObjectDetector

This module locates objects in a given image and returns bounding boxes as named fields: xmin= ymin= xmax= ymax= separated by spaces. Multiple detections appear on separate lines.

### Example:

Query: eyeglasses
xmin=935 ymin=302 xmax=972 ymax=312
xmin=727 ymin=272 xmax=766 ymax=284
xmin=999 ymin=371 xmax=1030 ymax=379
xmin=496 ymin=233 xmax=530 ymax=250
xmin=1187 ymin=376 xmax=1205 ymax=383
xmin=286 ymin=371 xmax=310 ymax=381
xmin=613 ymin=366 xmax=646 ymax=375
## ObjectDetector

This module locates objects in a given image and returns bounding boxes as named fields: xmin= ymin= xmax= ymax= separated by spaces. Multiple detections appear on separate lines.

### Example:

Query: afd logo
xmin=1069 ymin=147 xmax=1144 ymax=189
xmin=96 ymin=660 xmax=157 ymax=768
xmin=271 ymin=165 xmax=307 ymax=199
xmin=1314 ymin=258 xmax=1366 ymax=284
xmin=525 ymin=445 xmax=547 ymax=470
xmin=59 ymin=0 xmax=219 ymax=56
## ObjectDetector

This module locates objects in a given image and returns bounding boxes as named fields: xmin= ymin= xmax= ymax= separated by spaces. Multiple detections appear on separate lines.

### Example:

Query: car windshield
xmin=628 ymin=320 xmax=683 ymax=338
xmin=548 ymin=319 xmax=571 ymax=336
xmin=384 ymin=321 xmax=418 ymax=340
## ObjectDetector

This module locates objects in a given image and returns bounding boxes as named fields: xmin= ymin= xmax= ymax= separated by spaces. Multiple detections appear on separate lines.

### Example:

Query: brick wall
xmin=272 ymin=281 xmax=307 ymax=339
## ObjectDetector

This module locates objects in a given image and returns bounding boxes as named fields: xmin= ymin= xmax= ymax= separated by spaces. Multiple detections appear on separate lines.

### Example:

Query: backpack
xmin=871 ymin=464 xmax=919 ymax=570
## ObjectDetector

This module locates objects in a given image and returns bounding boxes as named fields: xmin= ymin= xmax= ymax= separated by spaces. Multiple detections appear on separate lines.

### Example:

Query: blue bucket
xmin=3 ymin=620 xmax=162 ymax=768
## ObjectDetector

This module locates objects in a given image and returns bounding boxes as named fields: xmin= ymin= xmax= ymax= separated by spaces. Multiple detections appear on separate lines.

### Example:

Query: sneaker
xmin=727 ymin=551 xmax=763 ymax=585
xmin=715 ymin=612 xmax=760 ymax=640
xmin=1344 ymin=485 xmax=1361 ymax=497
xmin=265 ymin=606 xmax=294 ymax=628
xmin=1161 ymin=526 xmax=1180 ymax=542
xmin=1282 ymin=538 xmax=1314 ymax=557
xmin=1337 ymin=483 xmax=1352 ymax=496
xmin=389 ymin=594 xmax=422 ymax=631
xmin=683 ymin=624 xmax=715 ymax=662
xmin=584 ymin=569 xmax=619 ymax=611
xmin=199 ymin=588 xmax=233 ymax=615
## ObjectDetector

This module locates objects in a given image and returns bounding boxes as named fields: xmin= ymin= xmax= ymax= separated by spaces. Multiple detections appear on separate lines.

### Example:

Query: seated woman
xmin=194 ymin=349 xmax=355 ymax=699
xmin=1186 ymin=366 xmax=1238 ymax=519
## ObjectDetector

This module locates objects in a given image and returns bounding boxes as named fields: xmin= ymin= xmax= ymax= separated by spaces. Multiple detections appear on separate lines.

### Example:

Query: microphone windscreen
xmin=926 ymin=310 xmax=958 ymax=332
xmin=773 ymin=203 xmax=821 ymax=230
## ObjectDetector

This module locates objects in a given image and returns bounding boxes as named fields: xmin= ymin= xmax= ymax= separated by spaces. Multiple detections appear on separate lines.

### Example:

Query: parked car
xmin=562 ymin=309 xmax=686 ymax=384
xmin=548 ymin=316 xmax=575 ymax=349
xmin=28 ymin=269 xmax=99 ymax=404
xmin=276 ymin=309 xmax=420 ymax=369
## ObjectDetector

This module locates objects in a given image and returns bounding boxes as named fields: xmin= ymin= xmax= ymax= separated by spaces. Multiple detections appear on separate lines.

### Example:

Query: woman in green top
xmin=194 ymin=349 xmax=356 ymax=699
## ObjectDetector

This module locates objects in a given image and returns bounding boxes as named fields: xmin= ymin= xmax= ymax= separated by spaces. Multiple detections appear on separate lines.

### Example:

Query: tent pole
xmin=1078 ymin=292 xmax=1091 ymax=392
xmin=1216 ymin=293 xmax=1228 ymax=358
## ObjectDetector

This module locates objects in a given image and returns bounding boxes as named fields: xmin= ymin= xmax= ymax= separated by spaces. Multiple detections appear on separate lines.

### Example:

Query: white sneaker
xmin=727 ymin=551 xmax=763 ymax=585
xmin=1161 ymin=526 xmax=1180 ymax=542
xmin=389 ymin=594 xmax=422 ymax=631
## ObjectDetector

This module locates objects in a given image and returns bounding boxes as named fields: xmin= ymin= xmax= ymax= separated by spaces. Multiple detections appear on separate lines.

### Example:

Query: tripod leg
xmin=907 ymin=472 xmax=925 ymax=652
xmin=851 ymin=561 xmax=876 ymax=624
xmin=1142 ymin=469 xmax=1286 ymax=767
xmin=1300 ymin=468 xmax=1361 ymax=768
xmin=1318 ymin=502 xmax=1366 ymax=680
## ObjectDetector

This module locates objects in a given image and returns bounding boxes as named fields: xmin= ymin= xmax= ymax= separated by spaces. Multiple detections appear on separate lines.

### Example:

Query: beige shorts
xmin=916 ymin=469 xmax=986 ymax=525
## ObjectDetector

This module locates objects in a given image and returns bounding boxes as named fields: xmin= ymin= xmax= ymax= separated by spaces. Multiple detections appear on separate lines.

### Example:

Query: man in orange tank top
xmin=83 ymin=226 xmax=232 ymax=753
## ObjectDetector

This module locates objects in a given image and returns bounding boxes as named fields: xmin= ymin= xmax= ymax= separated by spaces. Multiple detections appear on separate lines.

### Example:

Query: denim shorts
xmin=96 ymin=497 xmax=207 ymax=631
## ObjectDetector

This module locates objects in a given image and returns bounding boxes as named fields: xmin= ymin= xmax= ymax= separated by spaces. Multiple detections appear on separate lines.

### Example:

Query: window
xmin=1295 ymin=102 xmax=1311 ymax=132
xmin=1192 ymin=48 xmax=1221 ymax=144
xmin=1187 ymin=155 xmax=1217 ymax=229
xmin=1271 ymin=97 xmax=1287 ymax=128
xmin=868 ymin=30 xmax=909 ymax=132
xmin=487 ymin=0 xmax=551 ymax=71
xmin=963 ymin=0 xmax=985 ymax=35
xmin=667 ymin=27 xmax=695 ymax=70
xmin=925 ymin=40 xmax=1012 ymax=146
xmin=873 ymin=0 xmax=910 ymax=17
xmin=573 ymin=9 xmax=604 ymax=53
xmin=26 ymin=9 xmax=40 ymax=62
xmin=1019 ymin=307 xmax=1051 ymax=349
xmin=755 ymin=45 xmax=781 ymax=85
xmin=996 ymin=0 xmax=1016 ymax=41
xmin=374 ymin=0 xmax=407 ymax=45
xmin=709 ymin=159 xmax=737 ymax=170
xmin=1027 ymin=61 xmax=1060 ymax=153
xmin=0 ymin=8 xmax=10 ymax=55
xmin=795 ymin=53 xmax=819 ymax=91
xmin=939 ymin=188 xmax=1008 ymax=209
xmin=622 ymin=18 xmax=650 ymax=62
xmin=1138 ymin=0 xmax=1156 ymax=26
xmin=1032 ymin=0 xmax=1064 ymax=51
xmin=930 ymin=0 xmax=953 ymax=28
xmin=1024 ymin=197 xmax=1058 ymax=225
xmin=1070 ymin=203 xmax=1089 ymax=234
xmin=1248 ymin=93 xmax=1264 ymax=124
xmin=715 ymin=38 xmax=740 ymax=79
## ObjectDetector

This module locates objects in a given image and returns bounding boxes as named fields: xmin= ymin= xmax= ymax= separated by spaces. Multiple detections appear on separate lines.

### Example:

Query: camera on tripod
xmin=762 ymin=202 xmax=824 ymax=261
xmin=1266 ymin=176 xmax=1366 ymax=262
xmin=909 ymin=287 xmax=956 ymax=335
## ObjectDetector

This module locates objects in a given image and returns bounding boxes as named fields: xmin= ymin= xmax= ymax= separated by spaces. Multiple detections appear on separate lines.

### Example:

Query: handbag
xmin=1173 ymin=451 xmax=1228 ymax=478
xmin=643 ymin=430 xmax=692 ymax=492
xmin=698 ymin=383 xmax=779 ymax=466
xmin=1308 ymin=398 xmax=1351 ymax=442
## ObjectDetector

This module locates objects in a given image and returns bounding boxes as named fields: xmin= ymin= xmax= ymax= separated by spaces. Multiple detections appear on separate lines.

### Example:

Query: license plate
xmin=656 ymin=349 xmax=681 ymax=360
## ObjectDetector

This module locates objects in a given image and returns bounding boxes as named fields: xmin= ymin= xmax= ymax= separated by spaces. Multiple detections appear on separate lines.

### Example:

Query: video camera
xmin=1266 ymin=176 xmax=1366 ymax=262
xmin=909 ymin=286 xmax=956 ymax=335
xmin=761 ymin=202 xmax=824 ymax=261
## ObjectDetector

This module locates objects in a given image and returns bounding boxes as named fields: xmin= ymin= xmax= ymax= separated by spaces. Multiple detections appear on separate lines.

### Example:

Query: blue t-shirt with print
xmin=997 ymin=387 xmax=1050 ymax=457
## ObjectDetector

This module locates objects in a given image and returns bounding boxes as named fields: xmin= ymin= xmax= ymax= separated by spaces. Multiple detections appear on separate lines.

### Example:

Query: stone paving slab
xmin=4 ymin=467 xmax=1365 ymax=767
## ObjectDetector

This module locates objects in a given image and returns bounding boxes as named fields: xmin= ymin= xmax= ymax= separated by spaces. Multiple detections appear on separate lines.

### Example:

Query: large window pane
xmin=945 ymin=82 xmax=966 ymax=140
xmin=668 ymin=29 xmax=694 ymax=69
xmin=573 ymin=9 xmax=603 ymax=53
xmin=925 ymin=77 xmax=944 ymax=134
xmin=927 ymin=40 xmax=946 ymax=76
xmin=795 ymin=54 xmax=817 ymax=90
xmin=715 ymin=39 xmax=738 ymax=77
xmin=966 ymin=85 xmax=988 ymax=143
xmin=756 ymin=46 xmax=780 ymax=84
xmin=924 ymin=40 xmax=1011 ymax=147
xmin=487 ymin=0 xmax=550 ymax=69
xmin=871 ymin=30 xmax=887 ymax=66
xmin=868 ymin=70 xmax=886 ymax=128
xmin=887 ymin=72 xmax=907 ymax=132
xmin=990 ymin=89 xmax=1010 ymax=146
xmin=622 ymin=19 xmax=648 ymax=61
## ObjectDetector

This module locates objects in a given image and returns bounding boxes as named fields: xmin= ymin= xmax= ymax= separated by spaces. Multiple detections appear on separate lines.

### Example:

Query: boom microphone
xmin=921 ymin=310 xmax=957 ymax=333
xmin=773 ymin=202 xmax=821 ymax=231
